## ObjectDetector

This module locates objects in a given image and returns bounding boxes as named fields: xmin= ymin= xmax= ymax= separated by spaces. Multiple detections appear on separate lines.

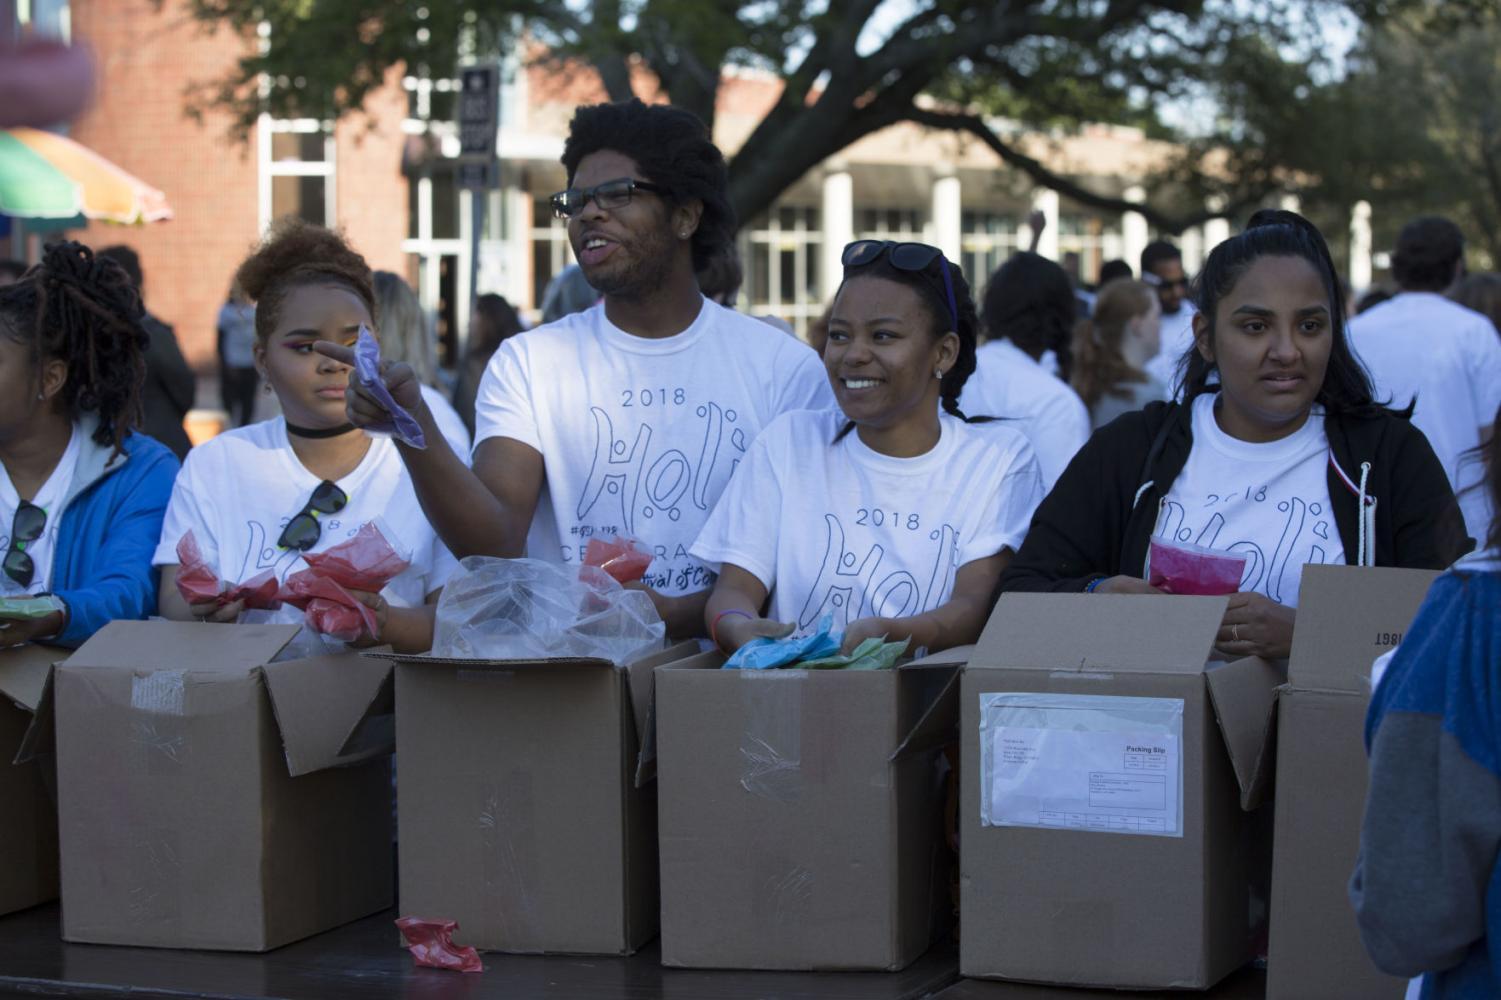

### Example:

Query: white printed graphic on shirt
xmin=476 ymin=299 xmax=834 ymax=597
xmin=1157 ymin=394 xmax=1344 ymax=607
xmin=692 ymin=410 xmax=1043 ymax=631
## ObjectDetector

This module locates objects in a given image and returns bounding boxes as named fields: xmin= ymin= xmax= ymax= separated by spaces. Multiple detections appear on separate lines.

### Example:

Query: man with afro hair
xmin=326 ymin=99 xmax=832 ymax=638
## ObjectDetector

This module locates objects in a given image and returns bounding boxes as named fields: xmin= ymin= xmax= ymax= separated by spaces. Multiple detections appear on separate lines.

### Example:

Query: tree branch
xmin=904 ymin=106 xmax=1269 ymax=233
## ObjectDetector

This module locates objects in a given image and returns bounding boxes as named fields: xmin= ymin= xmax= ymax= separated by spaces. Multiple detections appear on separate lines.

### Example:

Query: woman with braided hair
xmin=693 ymin=240 xmax=1044 ymax=656
xmin=152 ymin=219 xmax=455 ymax=653
xmin=0 ymin=241 xmax=179 ymax=646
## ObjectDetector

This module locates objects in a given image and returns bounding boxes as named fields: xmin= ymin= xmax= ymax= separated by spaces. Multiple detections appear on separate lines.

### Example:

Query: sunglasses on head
xmin=3 ymin=501 xmax=45 ymax=589
xmin=841 ymin=240 xmax=960 ymax=330
xmin=550 ymin=177 xmax=672 ymax=220
xmin=277 ymin=480 xmax=348 ymax=552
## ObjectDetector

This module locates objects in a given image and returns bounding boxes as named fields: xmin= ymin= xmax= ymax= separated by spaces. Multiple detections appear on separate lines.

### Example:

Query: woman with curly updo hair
xmin=152 ymin=219 xmax=455 ymax=653
xmin=0 ymin=241 xmax=179 ymax=646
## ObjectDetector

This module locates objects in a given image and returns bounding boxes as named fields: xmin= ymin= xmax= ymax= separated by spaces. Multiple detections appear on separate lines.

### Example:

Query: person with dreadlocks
xmin=0 ymin=241 xmax=179 ymax=647
xmin=693 ymin=240 xmax=1043 ymax=655
xmin=152 ymin=219 xmax=455 ymax=653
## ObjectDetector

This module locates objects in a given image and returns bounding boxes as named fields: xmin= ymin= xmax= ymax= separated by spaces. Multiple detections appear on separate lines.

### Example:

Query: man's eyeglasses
xmin=277 ymin=480 xmax=348 ymax=551
xmin=841 ymin=240 xmax=960 ymax=330
xmin=3 ymin=501 xmax=45 ymax=588
xmin=550 ymin=177 xmax=671 ymax=220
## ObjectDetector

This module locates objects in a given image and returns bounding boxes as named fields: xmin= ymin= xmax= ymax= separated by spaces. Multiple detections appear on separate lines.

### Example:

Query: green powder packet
xmin=0 ymin=595 xmax=63 ymax=620
xmin=797 ymin=636 xmax=910 ymax=670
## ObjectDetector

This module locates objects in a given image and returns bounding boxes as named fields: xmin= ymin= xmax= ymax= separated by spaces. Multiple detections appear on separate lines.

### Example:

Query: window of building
xmin=742 ymin=205 xmax=822 ymax=338
xmin=856 ymin=207 xmax=924 ymax=240
xmin=961 ymin=210 xmax=1020 ymax=297
xmin=262 ymin=119 xmax=335 ymax=228
xmin=529 ymin=196 xmax=574 ymax=311
xmin=1057 ymin=213 xmax=1124 ymax=286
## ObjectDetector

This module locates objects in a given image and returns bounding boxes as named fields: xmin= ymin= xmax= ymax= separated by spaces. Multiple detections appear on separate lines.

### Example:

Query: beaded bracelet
xmin=1084 ymin=576 xmax=1105 ymax=593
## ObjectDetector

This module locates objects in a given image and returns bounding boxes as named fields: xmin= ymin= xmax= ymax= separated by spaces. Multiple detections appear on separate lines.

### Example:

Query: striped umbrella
xmin=0 ymin=127 xmax=172 ymax=227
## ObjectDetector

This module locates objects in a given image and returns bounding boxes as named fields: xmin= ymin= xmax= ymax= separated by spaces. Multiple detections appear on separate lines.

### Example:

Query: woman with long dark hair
xmin=999 ymin=210 xmax=1470 ymax=660
xmin=695 ymin=240 xmax=1043 ymax=655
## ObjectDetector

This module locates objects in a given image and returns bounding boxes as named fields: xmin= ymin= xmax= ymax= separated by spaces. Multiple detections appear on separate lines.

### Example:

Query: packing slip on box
xmin=961 ymin=593 xmax=1277 ymax=991
xmin=655 ymin=648 xmax=966 ymax=972
xmin=0 ymin=642 xmax=63 ymax=917
xmin=1261 ymin=565 xmax=1438 ymax=1000
xmin=53 ymin=620 xmax=396 ymax=952
xmin=365 ymin=640 xmax=706 ymax=956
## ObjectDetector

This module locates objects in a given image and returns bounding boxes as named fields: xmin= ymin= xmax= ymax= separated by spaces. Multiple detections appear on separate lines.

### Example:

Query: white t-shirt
xmin=1157 ymin=393 xmax=1344 ymax=607
xmin=691 ymin=410 xmax=1043 ymax=632
xmin=420 ymin=383 xmax=472 ymax=465
xmin=1144 ymin=301 xmax=1198 ymax=394
xmin=1349 ymin=292 xmax=1501 ymax=542
xmin=474 ymin=297 xmax=834 ymax=596
xmin=0 ymin=425 xmax=80 ymax=595
xmin=960 ymin=338 xmax=1090 ymax=492
xmin=152 ymin=418 xmax=458 ymax=617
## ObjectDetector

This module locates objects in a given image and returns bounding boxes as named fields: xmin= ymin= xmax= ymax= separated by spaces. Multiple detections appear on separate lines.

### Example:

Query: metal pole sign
xmin=457 ymin=64 xmax=500 ymax=191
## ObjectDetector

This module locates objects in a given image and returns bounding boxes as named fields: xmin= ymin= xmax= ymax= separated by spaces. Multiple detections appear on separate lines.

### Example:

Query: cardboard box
xmin=1263 ymin=565 xmax=1439 ymax=999
xmin=655 ymin=651 xmax=964 ymax=971
xmin=375 ymin=641 xmax=702 ymax=955
xmin=962 ymin=594 xmax=1272 ymax=990
xmin=54 ymin=620 xmax=396 ymax=951
xmin=0 ymin=643 xmax=62 ymax=916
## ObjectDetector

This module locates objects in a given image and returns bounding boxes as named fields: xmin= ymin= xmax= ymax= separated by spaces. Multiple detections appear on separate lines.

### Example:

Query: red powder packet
xmin=174 ymin=531 xmax=281 ymax=609
xmin=583 ymin=535 xmax=653 ymax=584
xmin=394 ymin=916 xmax=482 ymax=973
xmin=1148 ymin=537 xmax=1247 ymax=596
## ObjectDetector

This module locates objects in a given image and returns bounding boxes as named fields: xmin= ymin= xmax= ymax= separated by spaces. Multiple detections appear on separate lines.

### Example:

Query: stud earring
xmin=934 ymin=369 xmax=945 ymax=380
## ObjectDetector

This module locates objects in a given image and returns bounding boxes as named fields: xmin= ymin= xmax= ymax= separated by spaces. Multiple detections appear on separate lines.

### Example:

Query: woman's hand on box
xmin=1216 ymin=591 xmax=1295 ymax=660
xmin=1093 ymin=575 xmax=1165 ymax=595
xmin=841 ymin=616 xmax=899 ymax=654
xmin=716 ymin=614 xmax=794 ymax=653
xmin=347 ymin=589 xmax=390 ymax=647
xmin=189 ymin=597 xmax=245 ymax=623
xmin=0 ymin=608 xmax=66 ymax=646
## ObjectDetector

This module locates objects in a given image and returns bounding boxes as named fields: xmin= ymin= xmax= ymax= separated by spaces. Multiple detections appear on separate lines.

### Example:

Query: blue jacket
xmin=47 ymin=421 xmax=179 ymax=646
xmin=1351 ymin=550 xmax=1501 ymax=998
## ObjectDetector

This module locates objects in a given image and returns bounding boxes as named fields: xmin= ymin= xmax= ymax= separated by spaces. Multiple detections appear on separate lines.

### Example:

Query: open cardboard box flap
xmin=889 ymin=645 xmax=971 ymax=760
xmin=1204 ymin=656 xmax=1285 ymax=810
xmin=1289 ymin=565 xmax=1440 ymax=692
xmin=972 ymin=593 xmax=1229 ymax=673
xmin=262 ymin=646 xmax=395 ymax=776
xmin=360 ymin=640 xmax=707 ymax=786
xmin=62 ymin=621 xmax=391 ymax=778
xmin=0 ymin=642 xmax=66 ymax=765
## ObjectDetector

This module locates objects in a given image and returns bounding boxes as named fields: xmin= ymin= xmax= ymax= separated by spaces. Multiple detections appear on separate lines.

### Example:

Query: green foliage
xmin=172 ymin=0 xmax=1444 ymax=233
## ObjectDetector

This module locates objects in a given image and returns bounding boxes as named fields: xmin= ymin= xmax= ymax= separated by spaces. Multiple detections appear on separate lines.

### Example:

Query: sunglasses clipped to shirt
xmin=841 ymin=239 xmax=960 ymax=331
xmin=277 ymin=480 xmax=348 ymax=552
xmin=4 ymin=501 xmax=46 ymax=588
xmin=549 ymin=177 xmax=671 ymax=220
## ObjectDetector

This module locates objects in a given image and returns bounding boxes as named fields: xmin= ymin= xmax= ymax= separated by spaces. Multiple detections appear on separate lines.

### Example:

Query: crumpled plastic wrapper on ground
xmin=278 ymin=521 xmax=411 ymax=642
xmin=394 ymin=916 xmax=483 ymax=973
xmin=723 ymin=614 xmax=840 ymax=670
xmin=1147 ymin=537 xmax=1248 ymax=596
xmin=433 ymin=556 xmax=664 ymax=665
xmin=174 ymin=530 xmax=281 ymax=610
xmin=799 ymin=635 xmax=910 ymax=670
xmin=582 ymin=535 xmax=654 ymax=584
xmin=354 ymin=326 xmax=426 ymax=449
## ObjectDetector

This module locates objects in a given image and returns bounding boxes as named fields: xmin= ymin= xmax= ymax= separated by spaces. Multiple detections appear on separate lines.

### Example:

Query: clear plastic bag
xmin=174 ymin=530 xmax=281 ymax=610
xmin=582 ymin=535 xmax=654 ymax=584
xmin=433 ymin=557 xmax=665 ymax=664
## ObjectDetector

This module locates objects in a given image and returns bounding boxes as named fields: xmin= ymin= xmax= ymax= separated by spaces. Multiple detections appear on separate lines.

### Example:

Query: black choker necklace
xmin=286 ymin=421 xmax=358 ymax=439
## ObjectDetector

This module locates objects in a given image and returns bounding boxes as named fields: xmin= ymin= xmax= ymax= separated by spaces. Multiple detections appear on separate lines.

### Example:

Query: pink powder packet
xmin=1148 ymin=537 xmax=1247 ymax=596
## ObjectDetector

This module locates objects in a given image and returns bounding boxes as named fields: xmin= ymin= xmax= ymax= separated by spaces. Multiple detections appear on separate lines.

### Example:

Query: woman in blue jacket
xmin=0 ymin=241 xmax=178 ymax=647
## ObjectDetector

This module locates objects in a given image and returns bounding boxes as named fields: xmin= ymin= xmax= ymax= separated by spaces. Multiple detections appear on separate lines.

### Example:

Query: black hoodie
xmin=999 ymin=400 xmax=1473 ymax=594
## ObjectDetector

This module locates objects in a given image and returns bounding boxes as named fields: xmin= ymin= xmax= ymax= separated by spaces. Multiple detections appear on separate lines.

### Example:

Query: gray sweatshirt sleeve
xmin=1350 ymin=709 xmax=1501 ymax=977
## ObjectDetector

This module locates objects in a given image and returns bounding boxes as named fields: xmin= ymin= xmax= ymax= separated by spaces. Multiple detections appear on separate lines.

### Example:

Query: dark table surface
xmin=0 ymin=904 xmax=962 ymax=1000
xmin=931 ymin=965 xmax=1266 ymax=998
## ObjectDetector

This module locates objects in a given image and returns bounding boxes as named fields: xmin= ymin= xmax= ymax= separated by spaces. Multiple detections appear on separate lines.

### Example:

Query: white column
xmin=1204 ymin=216 xmax=1231 ymax=252
xmin=506 ymin=186 xmax=531 ymax=307
xmin=1279 ymin=193 xmax=1302 ymax=215
xmin=1028 ymin=188 xmax=1059 ymax=260
xmin=930 ymin=173 xmax=962 ymax=263
xmin=821 ymin=169 xmax=854 ymax=302
xmin=1350 ymin=200 xmax=1373 ymax=293
xmin=1181 ymin=226 xmax=1204 ymax=274
xmin=1122 ymin=185 xmax=1148 ymax=276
